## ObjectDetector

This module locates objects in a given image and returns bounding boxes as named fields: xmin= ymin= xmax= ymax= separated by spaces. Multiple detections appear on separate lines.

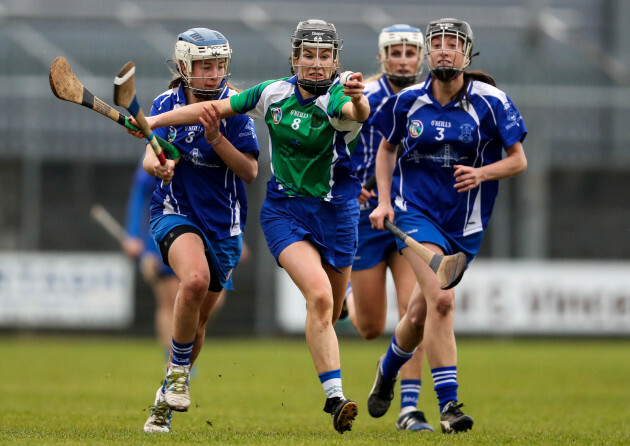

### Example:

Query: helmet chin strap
xmin=189 ymin=79 xmax=226 ymax=100
xmin=430 ymin=66 xmax=462 ymax=82
xmin=191 ymin=88 xmax=221 ymax=100
xmin=297 ymin=78 xmax=333 ymax=95
xmin=386 ymin=73 xmax=418 ymax=88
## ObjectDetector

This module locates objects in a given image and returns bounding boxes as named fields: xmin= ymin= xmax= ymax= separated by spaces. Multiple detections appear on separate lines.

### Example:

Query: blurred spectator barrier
xmin=0 ymin=253 xmax=134 ymax=329
xmin=278 ymin=261 xmax=630 ymax=336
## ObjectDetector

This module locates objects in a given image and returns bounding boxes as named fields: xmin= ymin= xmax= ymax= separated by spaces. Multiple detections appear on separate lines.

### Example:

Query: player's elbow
xmin=510 ymin=155 xmax=527 ymax=177
xmin=241 ymin=165 xmax=258 ymax=184
xmin=506 ymin=143 xmax=527 ymax=176
xmin=242 ymin=174 xmax=256 ymax=185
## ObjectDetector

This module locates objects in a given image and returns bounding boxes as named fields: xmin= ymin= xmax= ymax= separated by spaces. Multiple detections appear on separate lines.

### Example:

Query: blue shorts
xmin=394 ymin=208 xmax=483 ymax=265
xmin=150 ymin=214 xmax=242 ymax=290
xmin=260 ymin=196 xmax=359 ymax=271
xmin=353 ymin=208 xmax=398 ymax=271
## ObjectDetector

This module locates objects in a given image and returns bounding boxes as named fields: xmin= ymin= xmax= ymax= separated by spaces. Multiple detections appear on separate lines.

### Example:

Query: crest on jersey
xmin=504 ymin=102 xmax=521 ymax=129
xmin=167 ymin=126 xmax=177 ymax=142
xmin=409 ymin=120 xmax=423 ymax=138
xmin=504 ymin=102 xmax=518 ymax=121
xmin=458 ymin=123 xmax=474 ymax=143
xmin=271 ymin=107 xmax=282 ymax=124
xmin=310 ymin=109 xmax=327 ymax=130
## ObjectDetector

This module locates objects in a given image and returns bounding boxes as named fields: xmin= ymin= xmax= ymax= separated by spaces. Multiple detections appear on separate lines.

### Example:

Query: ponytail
xmin=225 ymin=82 xmax=241 ymax=93
xmin=454 ymin=70 xmax=497 ymax=109
xmin=465 ymin=71 xmax=496 ymax=87
xmin=168 ymin=75 xmax=184 ymax=90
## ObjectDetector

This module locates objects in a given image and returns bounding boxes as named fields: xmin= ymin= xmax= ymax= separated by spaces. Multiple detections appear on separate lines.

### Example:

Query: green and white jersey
xmin=230 ymin=76 xmax=362 ymax=203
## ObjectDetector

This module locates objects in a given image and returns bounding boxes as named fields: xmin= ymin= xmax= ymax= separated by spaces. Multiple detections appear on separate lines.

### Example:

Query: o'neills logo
xmin=409 ymin=120 xmax=423 ymax=138
xmin=271 ymin=107 xmax=282 ymax=124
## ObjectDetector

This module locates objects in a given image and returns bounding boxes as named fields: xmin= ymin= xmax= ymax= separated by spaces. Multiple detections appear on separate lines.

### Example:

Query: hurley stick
xmin=49 ymin=57 xmax=179 ymax=160
xmin=113 ymin=62 xmax=168 ymax=167
xmin=384 ymin=219 xmax=467 ymax=290
xmin=90 ymin=204 xmax=126 ymax=243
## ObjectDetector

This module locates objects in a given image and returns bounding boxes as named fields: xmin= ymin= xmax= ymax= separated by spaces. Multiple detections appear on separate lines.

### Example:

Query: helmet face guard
xmin=290 ymin=19 xmax=342 ymax=95
xmin=425 ymin=18 xmax=474 ymax=82
xmin=378 ymin=24 xmax=424 ymax=88
xmin=173 ymin=28 xmax=232 ymax=100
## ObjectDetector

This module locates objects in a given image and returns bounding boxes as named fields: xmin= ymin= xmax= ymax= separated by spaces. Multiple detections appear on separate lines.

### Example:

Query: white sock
xmin=322 ymin=377 xmax=344 ymax=400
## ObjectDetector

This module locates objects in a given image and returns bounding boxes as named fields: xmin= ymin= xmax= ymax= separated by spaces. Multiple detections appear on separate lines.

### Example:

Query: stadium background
xmin=1 ymin=0 xmax=629 ymax=337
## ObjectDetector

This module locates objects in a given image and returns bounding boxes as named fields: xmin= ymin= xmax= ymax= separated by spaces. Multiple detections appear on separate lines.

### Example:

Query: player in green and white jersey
xmin=146 ymin=19 xmax=369 ymax=434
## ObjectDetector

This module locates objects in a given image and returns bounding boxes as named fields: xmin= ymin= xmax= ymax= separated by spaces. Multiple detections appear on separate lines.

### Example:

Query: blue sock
xmin=170 ymin=338 xmax=194 ymax=366
xmin=432 ymin=366 xmax=458 ymax=412
xmin=400 ymin=379 xmax=421 ymax=412
xmin=381 ymin=334 xmax=415 ymax=380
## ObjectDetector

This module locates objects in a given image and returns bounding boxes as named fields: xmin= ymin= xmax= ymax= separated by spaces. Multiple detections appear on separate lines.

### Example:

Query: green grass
xmin=1 ymin=335 xmax=629 ymax=444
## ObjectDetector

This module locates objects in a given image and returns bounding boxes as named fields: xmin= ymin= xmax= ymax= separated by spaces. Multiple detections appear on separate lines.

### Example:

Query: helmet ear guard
xmin=290 ymin=19 xmax=343 ymax=95
xmin=425 ymin=18 xmax=474 ymax=82
xmin=378 ymin=24 xmax=424 ymax=87
xmin=172 ymin=28 xmax=232 ymax=100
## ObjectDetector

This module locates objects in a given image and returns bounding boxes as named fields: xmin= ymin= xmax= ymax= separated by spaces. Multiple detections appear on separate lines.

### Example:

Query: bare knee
xmin=307 ymin=289 xmax=334 ymax=322
xmin=434 ymin=291 xmax=455 ymax=318
xmin=405 ymin=309 xmax=424 ymax=328
xmin=355 ymin=321 xmax=385 ymax=340
xmin=179 ymin=270 xmax=210 ymax=304
xmin=401 ymin=295 xmax=425 ymax=327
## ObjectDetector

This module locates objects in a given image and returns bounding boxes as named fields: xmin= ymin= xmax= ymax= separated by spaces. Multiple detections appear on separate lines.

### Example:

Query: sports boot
xmin=440 ymin=400 xmax=473 ymax=433
xmin=396 ymin=409 xmax=434 ymax=431
xmin=164 ymin=364 xmax=191 ymax=412
xmin=367 ymin=355 xmax=398 ymax=417
xmin=143 ymin=387 xmax=173 ymax=433
xmin=323 ymin=397 xmax=358 ymax=434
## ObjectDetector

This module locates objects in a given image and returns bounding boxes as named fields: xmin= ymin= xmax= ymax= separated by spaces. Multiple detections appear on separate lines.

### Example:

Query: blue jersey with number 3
xmin=371 ymin=75 xmax=527 ymax=237
xmin=149 ymin=85 xmax=259 ymax=240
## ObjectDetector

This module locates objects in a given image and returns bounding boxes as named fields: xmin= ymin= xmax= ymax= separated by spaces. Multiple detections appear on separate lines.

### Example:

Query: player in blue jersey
xmin=366 ymin=18 xmax=527 ymax=434
xmin=344 ymin=24 xmax=434 ymax=432
xmin=136 ymin=28 xmax=259 ymax=434
xmin=144 ymin=19 xmax=369 ymax=434
xmin=122 ymin=160 xmax=180 ymax=355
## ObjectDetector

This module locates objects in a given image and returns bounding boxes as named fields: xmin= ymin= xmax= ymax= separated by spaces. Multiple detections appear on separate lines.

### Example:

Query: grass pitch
xmin=1 ymin=335 xmax=629 ymax=445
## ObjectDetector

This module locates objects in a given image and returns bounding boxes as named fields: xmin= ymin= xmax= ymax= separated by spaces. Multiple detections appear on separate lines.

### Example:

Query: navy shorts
xmin=394 ymin=208 xmax=483 ymax=266
xmin=260 ymin=196 xmax=359 ymax=271
xmin=150 ymin=214 xmax=242 ymax=291
xmin=353 ymin=208 xmax=398 ymax=271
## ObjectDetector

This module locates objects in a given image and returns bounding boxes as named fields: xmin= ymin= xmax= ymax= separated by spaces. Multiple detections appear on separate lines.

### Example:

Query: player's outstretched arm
xmin=147 ymin=97 xmax=236 ymax=129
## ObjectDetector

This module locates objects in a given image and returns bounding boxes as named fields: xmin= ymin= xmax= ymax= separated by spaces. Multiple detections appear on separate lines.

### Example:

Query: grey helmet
xmin=425 ymin=18 xmax=474 ymax=82
xmin=290 ymin=19 xmax=342 ymax=95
